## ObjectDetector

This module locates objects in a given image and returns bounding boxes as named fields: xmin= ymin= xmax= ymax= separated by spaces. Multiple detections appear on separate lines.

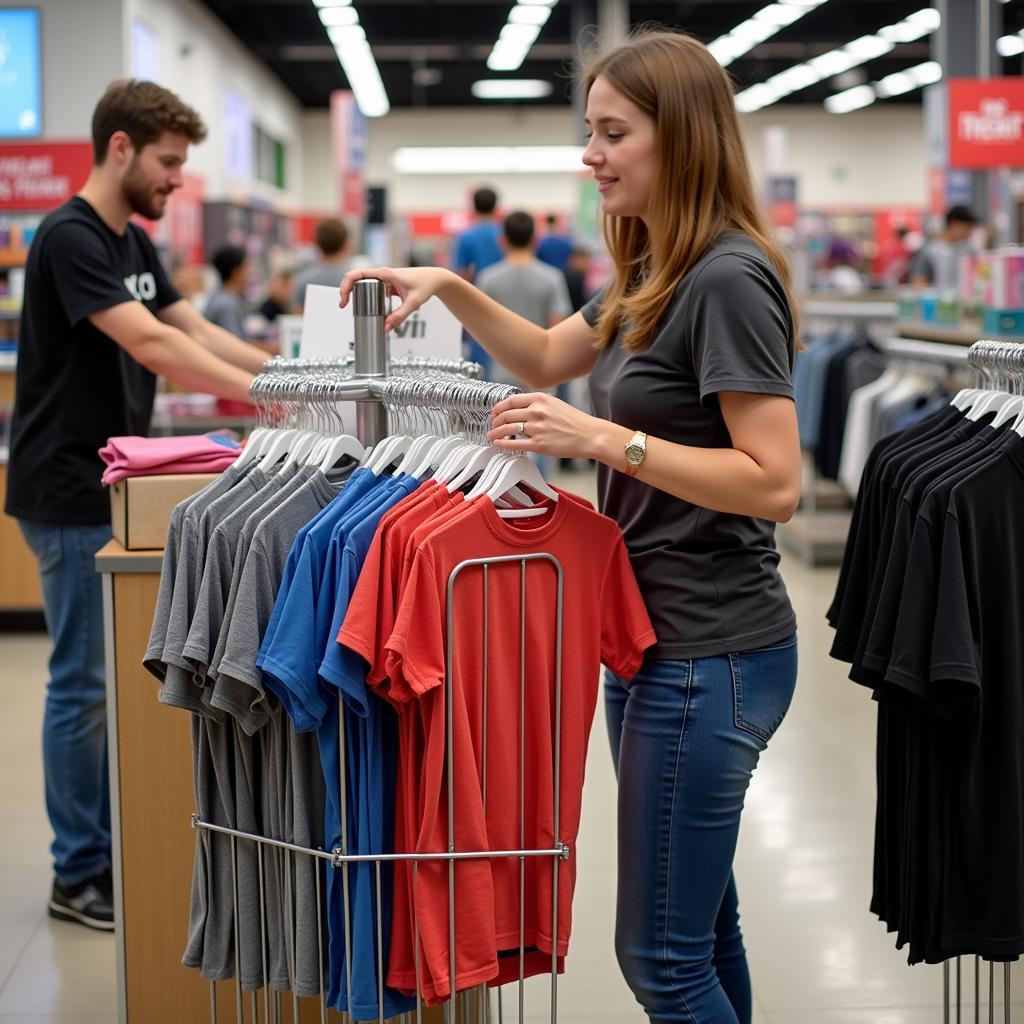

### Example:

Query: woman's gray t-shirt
xmin=583 ymin=233 xmax=796 ymax=659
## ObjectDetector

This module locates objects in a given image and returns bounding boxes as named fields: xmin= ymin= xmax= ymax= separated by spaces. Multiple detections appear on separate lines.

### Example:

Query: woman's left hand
xmin=488 ymin=392 xmax=616 ymax=461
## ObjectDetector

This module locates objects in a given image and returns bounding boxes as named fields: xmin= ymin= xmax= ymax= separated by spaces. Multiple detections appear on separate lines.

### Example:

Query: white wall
xmin=742 ymin=105 xmax=927 ymax=208
xmin=1 ymin=0 xmax=123 ymax=140
xmin=125 ymin=0 xmax=305 ymax=206
xmin=303 ymin=103 xmax=928 ymax=216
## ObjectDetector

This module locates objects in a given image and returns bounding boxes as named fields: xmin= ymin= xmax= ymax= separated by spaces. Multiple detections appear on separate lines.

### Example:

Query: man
xmin=477 ymin=211 xmax=572 ymax=474
xmin=908 ymin=205 xmax=978 ymax=289
xmin=5 ymin=79 xmax=265 ymax=931
xmin=535 ymin=213 xmax=574 ymax=271
xmin=453 ymin=187 xmax=503 ymax=374
xmin=291 ymin=217 xmax=351 ymax=313
xmin=203 ymin=244 xmax=250 ymax=339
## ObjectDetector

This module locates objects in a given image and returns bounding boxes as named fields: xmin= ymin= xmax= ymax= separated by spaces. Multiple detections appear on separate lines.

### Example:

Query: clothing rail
xmin=879 ymin=336 xmax=971 ymax=367
xmin=191 ymin=280 xmax=569 ymax=1024
xmin=260 ymin=355 xmax=483 ymax=379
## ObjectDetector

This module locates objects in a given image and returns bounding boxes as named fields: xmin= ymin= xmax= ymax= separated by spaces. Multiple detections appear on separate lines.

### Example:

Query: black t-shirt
xmin=6 ymin=196 xmax=180 ymax=524
xmin=583 ymin=233 xmax=796 ymax=659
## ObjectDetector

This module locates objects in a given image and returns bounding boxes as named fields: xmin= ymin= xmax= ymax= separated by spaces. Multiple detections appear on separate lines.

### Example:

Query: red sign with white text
xmin=949 ymin=78 xmax=1024 ymax=169
xmin=0 ymin=140 xmax=93 ymax=210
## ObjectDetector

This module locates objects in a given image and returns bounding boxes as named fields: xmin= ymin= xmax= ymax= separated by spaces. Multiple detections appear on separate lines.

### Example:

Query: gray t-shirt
xmin=292 ymin=262 xmax=349 ymax=309
xmin=907 ymin=239 xmax=970 ymax=290
xmin=477 ymin=258 xmax=571 ymax=386
xmin=583 ymin=233 xmax=796 ymax=659
xmin=203 ymin=287 xmax=247 ymax=339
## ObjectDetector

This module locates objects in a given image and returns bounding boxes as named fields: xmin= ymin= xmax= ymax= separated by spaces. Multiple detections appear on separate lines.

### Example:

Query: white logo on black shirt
xmin=124 ymin=272 xmax=157 ymax=302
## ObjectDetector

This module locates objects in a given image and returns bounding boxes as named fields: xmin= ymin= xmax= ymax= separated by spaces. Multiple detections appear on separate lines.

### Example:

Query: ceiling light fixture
xmin=311 ymin=0 xmax=390 ymax=117
xmin=707 ymin=0 xmax=829 ymax=69
xmin=393 ymin=145 xmax=584 ymax=175
xmin=997 ymin=33 xmax=1024 ymax=57
xmin=485 ymin=1 xmax=558 ymax=74
xmin=824 ymin=84 xmax=876 ymax=113
xmin=471 ymin=79 xmax=553 ymax=100
xmin=735 ymin=6 xmax=941 ymax=113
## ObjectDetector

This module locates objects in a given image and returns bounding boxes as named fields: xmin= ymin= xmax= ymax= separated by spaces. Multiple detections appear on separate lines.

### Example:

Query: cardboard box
xmin=110 ymin=473 xmax=219 ymax=550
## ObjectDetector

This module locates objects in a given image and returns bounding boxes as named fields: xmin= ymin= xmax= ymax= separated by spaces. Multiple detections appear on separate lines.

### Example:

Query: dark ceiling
xmin=197 ymin=0 xmax=1024 ymax=110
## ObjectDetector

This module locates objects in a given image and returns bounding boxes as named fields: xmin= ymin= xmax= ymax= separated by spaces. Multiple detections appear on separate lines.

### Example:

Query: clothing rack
xmin=189 ymin=279 xmax=569 ymax=1024
xmin=878 ymin=335 xmax=1022 ymax=1023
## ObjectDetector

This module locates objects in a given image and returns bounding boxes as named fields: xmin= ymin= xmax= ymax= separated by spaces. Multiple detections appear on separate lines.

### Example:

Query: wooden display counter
xmin=97 ymin=540 xmax=458 ymax=1024
xmin=0 ymin=367 xmax=42 ymax=613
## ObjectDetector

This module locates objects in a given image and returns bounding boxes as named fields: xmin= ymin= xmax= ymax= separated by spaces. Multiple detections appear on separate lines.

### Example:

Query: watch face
xmin=625 ymin=443 xmax=644 ymax=463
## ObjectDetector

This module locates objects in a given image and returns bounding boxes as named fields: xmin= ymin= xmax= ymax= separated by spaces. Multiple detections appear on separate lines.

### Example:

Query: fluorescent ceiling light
xmin=735 ymin=7 xmax=940 ymax=113
xmin=997 ymin=33 xmax=1024 ymax=57
xmin=313 ymin=0 xmax=390 ymax=118
xmin=754 ymin=4 xmax=805 ymax=27
xmin=319 ymin=6 xmax=359 ymax=25
xmin=844 ymin=34 xmax=894 ymax=60
xmin=707 ymin=0 xmax=831 ymax=69
xmin=485 ymin=1 xmax=556 ymax=76
xmin=874 ymin=70 xmax=915 ymax=98
xmin=909 ymin=60 xmax=942 ymax=85
xmin=825 ymin=84 xmax=876 ymax=113
xmin=500 ymin=22 xmax=541 ymax=45
xmin=471 ymin=79 xmax=553 ymax=100
xmin=393 ymin=145 xmax=584 ymax=175
xmin=329 ymin=23 xmax=365 ymax=45
xmin=508 ymin=4 xmax=552 ymax=25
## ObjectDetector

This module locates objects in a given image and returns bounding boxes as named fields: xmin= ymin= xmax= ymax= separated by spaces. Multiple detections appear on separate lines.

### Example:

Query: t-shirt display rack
xmin=188 ymin=279 xmax=572 ymax=1024
xmin=780 ymin=298 xmax=899 ymax=567
xmin=827 ymin=336 xmax=1024 ymax=1024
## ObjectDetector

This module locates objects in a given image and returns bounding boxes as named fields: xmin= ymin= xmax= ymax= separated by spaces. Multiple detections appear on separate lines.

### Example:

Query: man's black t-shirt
xmin=6 ymin=196 xmax=180 ymax=524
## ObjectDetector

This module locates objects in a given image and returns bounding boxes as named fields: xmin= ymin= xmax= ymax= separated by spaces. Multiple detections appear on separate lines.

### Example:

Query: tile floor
xmin=1 ymin=472 xmax=1021 ymax=1022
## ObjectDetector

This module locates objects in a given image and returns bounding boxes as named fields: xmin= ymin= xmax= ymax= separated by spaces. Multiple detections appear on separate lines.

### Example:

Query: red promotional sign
xmin=330 ymin=91 xmax=367 ymax=219
xmin=0 ymin=140 xmax=93 ymax=210
xmin=949 ymin=78 xmax=1024 ymax=169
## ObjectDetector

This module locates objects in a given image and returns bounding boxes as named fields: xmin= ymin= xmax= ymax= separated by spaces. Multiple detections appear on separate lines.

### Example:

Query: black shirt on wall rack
xmin=828 ymin=385 xmax=1024 ymax=965
xmin=5 ymin=196 xmax=179 ymax=525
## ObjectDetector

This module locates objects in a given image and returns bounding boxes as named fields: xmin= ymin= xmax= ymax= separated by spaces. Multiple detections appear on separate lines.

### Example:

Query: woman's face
xmin=582 ymin=75 xmax=658 ymax=221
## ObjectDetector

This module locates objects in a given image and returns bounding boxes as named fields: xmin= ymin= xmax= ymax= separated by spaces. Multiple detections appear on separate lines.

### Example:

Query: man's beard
xmin=121 ymin=158 xmax=168 ymax=220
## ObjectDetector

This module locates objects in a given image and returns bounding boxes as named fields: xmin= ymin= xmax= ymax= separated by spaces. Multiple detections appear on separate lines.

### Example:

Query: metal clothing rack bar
xmin=879 ymin=336 xmax=972 ymax=367
xmin=191 ymin=280 xmax=570 ymax=1023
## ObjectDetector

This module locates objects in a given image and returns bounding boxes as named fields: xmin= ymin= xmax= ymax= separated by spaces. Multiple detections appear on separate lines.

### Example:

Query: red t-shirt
xmin=379 ymin=495 xmax=656 ymax=999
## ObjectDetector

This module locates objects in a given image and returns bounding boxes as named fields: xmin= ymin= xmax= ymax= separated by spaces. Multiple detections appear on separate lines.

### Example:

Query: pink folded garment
xmin=99 ymin=434 xmax=241 ymax=486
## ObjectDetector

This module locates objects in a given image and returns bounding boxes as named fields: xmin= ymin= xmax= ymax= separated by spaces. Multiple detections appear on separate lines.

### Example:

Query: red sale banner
xmin=0 ymin=140 xmax=93 ymax=210
xmin=949 ymin=78 xmax=1024 ymax=169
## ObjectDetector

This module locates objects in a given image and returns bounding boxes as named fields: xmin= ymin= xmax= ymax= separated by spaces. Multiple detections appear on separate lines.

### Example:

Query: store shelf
xmin=777 ymin=507 xmax=852 ymax=568
xmin=803 ymin=298 xmax=899 ymax=321
xmin=893 ymin=321 xmax=1024 ymax=347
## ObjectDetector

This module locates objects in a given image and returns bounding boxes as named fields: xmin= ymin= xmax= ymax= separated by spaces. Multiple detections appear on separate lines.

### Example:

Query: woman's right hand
xmin=339 ymin=266 xmax=454 ymax=334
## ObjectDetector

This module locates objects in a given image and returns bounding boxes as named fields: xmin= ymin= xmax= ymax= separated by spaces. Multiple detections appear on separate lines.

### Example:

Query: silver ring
xmin=519 ymin=421 xmax=528 ymax=437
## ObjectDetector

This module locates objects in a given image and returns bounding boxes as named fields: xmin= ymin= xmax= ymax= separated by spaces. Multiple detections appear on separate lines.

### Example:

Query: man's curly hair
xmin=92 ymin=79 xmax=207 ymax=162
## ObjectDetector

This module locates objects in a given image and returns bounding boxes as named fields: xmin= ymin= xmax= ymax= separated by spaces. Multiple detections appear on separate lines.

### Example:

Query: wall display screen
xmin=0 ymin=9 xmax=42 ymax=138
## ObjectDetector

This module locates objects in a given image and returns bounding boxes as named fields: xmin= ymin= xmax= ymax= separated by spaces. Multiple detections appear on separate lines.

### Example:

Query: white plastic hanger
xmin=318 ymin=433 xmax=365 ymax=472
xmin=411 ymin=437 xmax=464 ymax=480
xmin=988 ymin=395 xmax=1024 ymax=430
xmin=233 ymin=427 xmax=274 ymax=469
xmin=966 ymin=388 xmax=1013 ymax=421
xmin=394 ymin=434 xmax=442 ymax=477
xmin=279 ymin=431 xmax=325 ymax=473
xmin=468 ymin=453 xmax=559 ymax=507
xmin=256 ymin=428 xmax=311 ymax=470
xmin=363 ymin=434 xmax=413 ymax=475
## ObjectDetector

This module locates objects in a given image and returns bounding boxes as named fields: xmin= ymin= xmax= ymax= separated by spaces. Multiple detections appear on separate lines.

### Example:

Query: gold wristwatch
xmin=624 ymin=430 xmax=647 ymax=477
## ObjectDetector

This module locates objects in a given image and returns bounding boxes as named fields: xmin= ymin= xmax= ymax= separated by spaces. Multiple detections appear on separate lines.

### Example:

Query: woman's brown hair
xmin=582 ymin=29 xmax=798 ymax=352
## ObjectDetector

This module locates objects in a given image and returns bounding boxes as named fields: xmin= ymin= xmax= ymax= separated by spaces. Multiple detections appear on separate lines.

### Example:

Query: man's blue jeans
xmin=19 ymin=520 xmax=113 ymax=885
xmin=605 ymin=635 xmax=798 ymax=1023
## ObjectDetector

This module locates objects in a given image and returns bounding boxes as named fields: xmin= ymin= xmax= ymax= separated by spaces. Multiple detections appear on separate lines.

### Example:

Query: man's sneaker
xmin=49 ymin=872 xmax=115 ymax=931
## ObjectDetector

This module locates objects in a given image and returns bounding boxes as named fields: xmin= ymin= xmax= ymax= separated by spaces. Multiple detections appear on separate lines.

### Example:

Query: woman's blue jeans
xmin=605 ymin=635 xmax=798 ymax=1023
xmin=19 ymin=519 xmax=113 ymax=885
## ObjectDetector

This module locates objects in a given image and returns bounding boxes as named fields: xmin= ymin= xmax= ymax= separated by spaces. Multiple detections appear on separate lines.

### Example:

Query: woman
xmin=341 ymin=29 xmax=800 ymax=1024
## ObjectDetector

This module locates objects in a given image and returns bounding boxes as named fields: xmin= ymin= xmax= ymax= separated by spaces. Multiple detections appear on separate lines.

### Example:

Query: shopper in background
xmin=258 ymin=266 xmax=294 ymax=323
xmin=453 ymin=186 xmax=503 ymax=375
xmin=908 ymin=204 xmax=978 ymax=289
xmin=170 ymin=263 xmax=206 ymax=304
xmin=535 ymin=212 xmax=574 ymax=271
xmin=341 ymin=29 xmax=800 ymax=1023
xmin=203 ymin=244 xmax=250 ymax=339
xmin=291 ymin=217 xmax=351 ymax=313
xmin=563 ymin=246 xmax=594 ymax=312
xmin=821 ymin=237 xmax=867 ymax=294
xmin=5 ymin=79 xmax=265 ymax=932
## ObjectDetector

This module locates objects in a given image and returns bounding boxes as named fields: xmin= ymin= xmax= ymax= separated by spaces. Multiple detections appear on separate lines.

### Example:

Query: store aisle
xmin=0 ymin=472 xmax=1019 ymax=1022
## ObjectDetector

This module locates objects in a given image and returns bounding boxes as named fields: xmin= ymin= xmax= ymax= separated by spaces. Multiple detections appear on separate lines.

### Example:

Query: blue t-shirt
xmin=454 ymin=221 xmax=502 ymax=280
xmin=535 ymin=233 xmax=573 ymax=271
xmin=261 ymin=473 xmax=420 ymax=1020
